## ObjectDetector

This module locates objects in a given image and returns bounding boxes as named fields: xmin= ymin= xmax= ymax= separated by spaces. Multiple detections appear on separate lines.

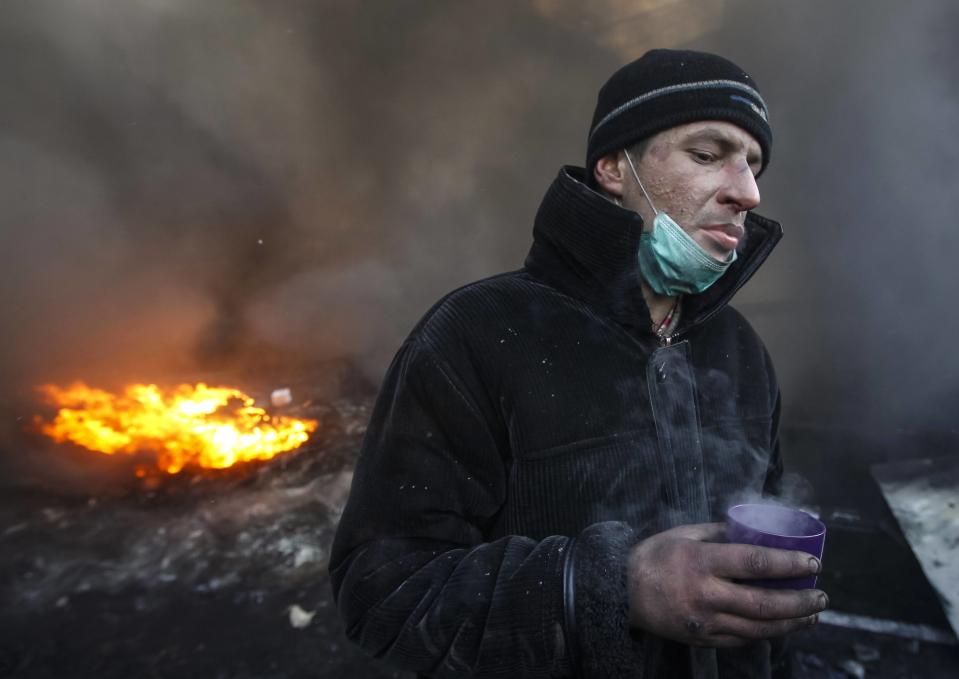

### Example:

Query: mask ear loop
xmin=623 ymin=149 xmax=659 ymax=215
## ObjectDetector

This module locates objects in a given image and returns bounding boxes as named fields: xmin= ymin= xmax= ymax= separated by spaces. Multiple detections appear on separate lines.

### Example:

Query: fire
xmin=36 ymin=382 xmax=318 ymax=474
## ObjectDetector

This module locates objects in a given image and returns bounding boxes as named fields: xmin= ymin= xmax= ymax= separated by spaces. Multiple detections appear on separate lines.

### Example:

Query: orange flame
xmin=36 ymin=382 xmax=318 ymax=474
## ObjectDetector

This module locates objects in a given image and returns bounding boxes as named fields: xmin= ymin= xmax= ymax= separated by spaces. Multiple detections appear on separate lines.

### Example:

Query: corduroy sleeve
xmin=329 ymin=336 xmax=573 ymax=678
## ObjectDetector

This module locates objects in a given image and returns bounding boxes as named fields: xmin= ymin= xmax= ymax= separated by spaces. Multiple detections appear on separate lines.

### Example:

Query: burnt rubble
xmin=1 ymin=360 xmax=410 ymax=678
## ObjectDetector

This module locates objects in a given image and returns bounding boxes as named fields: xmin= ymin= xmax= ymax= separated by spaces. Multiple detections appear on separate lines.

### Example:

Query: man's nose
xmin=718 ymin=163 xmax=761 ymax=212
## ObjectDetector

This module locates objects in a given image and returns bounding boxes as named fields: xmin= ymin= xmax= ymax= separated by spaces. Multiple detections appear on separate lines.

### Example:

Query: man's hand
xmin=627 ymin=522 xmax=828 ymax=647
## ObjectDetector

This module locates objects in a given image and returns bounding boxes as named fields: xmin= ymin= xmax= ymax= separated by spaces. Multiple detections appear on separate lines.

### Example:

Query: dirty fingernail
xmin=808 ymin=557 xmax=821 ymax=574
xmin=809 ymin=614 xmax=819 ymax=627
xmin=818 ymin=592 xmax=829 ymax=609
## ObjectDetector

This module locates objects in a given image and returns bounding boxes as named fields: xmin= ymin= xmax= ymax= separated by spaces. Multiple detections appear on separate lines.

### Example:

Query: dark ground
xmin=0 ymin=360 xmax=408 ymax=679
xmin=1 ymin=362 xmax=956 ymax=678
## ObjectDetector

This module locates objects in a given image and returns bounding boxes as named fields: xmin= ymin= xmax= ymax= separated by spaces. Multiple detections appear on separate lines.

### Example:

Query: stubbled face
xmin=620 ymin=120 xmax=762 ymax=260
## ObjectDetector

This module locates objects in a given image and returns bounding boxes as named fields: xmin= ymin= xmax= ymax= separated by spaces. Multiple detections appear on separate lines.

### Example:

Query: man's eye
xmin=690 ymin=150 xmax=714 ymax=163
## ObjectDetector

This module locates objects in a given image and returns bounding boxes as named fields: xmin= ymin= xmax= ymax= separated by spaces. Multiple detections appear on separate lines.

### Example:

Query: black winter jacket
xmin=330 ymin=166 xmax=785 ymax=679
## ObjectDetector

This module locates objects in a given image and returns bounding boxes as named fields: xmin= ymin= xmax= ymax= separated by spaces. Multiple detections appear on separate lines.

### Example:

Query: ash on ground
xmin=0 ymin=362 xmax=410 ymax=679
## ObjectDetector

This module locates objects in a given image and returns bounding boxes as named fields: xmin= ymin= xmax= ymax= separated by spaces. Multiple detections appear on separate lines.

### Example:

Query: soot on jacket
xmin=329 ymin=166 xmax=785 ymax=679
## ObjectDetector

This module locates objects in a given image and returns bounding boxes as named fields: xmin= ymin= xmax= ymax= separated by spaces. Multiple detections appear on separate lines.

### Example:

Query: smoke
xmin=0 ymin=1 xmax=596 ymax=392
xmin=687 ymin=0 xmax=959 ymax=435
xmin=2 ymin=0 xmax=959 ymax=441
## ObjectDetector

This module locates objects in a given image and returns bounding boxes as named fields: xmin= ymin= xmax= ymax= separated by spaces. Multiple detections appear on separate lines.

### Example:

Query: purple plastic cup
xmin=726 ymin=503 xmax=826 ymax=589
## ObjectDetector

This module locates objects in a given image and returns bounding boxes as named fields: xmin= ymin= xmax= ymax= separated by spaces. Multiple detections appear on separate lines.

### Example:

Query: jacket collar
xmin=523 ymin=166 xmax=783 ymax=338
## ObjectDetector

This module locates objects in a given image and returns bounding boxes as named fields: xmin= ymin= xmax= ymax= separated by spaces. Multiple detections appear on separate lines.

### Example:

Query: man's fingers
xmin=705 ymin=612 xmax=820 ymax=641
xmin=704 ymin=543 xmax=821 ymax=580
xmin=708 ymin=582 xmax=828 ymax=621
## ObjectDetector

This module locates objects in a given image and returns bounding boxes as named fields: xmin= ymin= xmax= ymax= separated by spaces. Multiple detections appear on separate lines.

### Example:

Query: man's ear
xmin=593 ymin=151 xmax=627 ymax=197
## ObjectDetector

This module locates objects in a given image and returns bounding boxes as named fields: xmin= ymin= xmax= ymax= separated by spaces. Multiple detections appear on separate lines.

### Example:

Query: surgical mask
xmin=623 ymin=150 xmax=736 ymax=297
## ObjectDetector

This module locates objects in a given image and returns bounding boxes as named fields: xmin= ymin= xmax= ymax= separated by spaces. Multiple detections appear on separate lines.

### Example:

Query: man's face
xmin=619 ymin=120 xmax=762 ymax=261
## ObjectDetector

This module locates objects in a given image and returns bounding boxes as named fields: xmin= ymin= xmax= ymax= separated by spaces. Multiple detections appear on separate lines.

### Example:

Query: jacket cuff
xmin=570 ymin=521 xmax=646 ymax=678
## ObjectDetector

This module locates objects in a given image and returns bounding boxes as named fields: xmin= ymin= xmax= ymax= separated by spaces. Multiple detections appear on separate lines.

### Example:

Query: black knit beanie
xmin=586 ymin=49 xmax=772 ymax=181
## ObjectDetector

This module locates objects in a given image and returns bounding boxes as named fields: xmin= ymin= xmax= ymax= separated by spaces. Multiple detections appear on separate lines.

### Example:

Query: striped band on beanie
xmin=586 ymin=49 xmax=772 ymax=180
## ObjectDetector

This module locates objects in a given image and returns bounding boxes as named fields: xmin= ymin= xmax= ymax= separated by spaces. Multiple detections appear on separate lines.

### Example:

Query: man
xmin=330 ymin=49 xmax=827 ymax=678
